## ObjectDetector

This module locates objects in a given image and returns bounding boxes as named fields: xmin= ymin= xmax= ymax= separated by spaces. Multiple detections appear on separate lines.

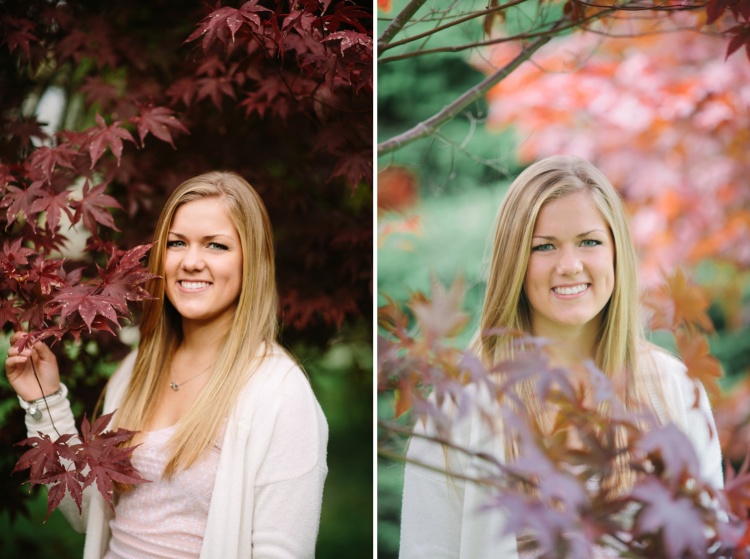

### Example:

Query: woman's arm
xmin=399 ymin=417 xmax=466 ymax=559
xmin=251 ymin=366 xmax=328 ymax=558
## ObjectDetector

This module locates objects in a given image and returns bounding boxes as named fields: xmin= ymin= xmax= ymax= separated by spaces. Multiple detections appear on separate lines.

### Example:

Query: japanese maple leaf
xmin=2 ymin=16 xmax=39 ymax=59
xmin=185 ymin=2 xmax=270 ymax=51
xmin=323 ymin=31 xmax=373 ymax=55
xmin=2 ymin=181 xmax=45 ymax=229
xmin=0 ymin=298 xmax=21 ymax=329
xmin=330 ymin=151 xmax=372 ymax=190
xmin=725 ymin=24 xmax=750 ymax=62
xmin=26 ymin=144 xmax=78 ymax=184
xmin=196 ymin=75 xmax=236 ymax=110
xmin=636 ymin=424 xmax=702 ymax=486
xmin=75 ymin=413 xmax=148 ymax=511
xmin=86 ymin=113 xmax=135 ymax=168
xmin=98 ymin=244 xmax=157 ymax=303
xmin=410 ymin=278 xmax=470 ymax=339
xmin=675 ymin=330 xmax=723 ymax=399
xmin=79 ymin=76 xmax=119 ymax=108
xmin=29 ymin=188 xmax=73 ymax=232
xmin=2 ymin=237 xmax=35 ymax=267
xmin=71 ymin=180 xmax=122 ymax=234
xmin=131 ymin=105 xmax=189 ymax=148
xmin=48 ymin=284 xmax=122 ymax=332
xmin=12 ymin=432 xmax=77 ymax=490
xmin=631 ymin=478 xmax=707 ymax=557
xmin=643 ymin=268 xmax=713 ymax=332
xmin=26 ymin=254 xmax=66 ymax=296
xmin=40 ymin=466 xmax=84 ymax=521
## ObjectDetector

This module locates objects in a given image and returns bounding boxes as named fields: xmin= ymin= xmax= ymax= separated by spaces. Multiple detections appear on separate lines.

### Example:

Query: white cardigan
xmin=399 ymin=346 xmax=724 ymax=559
xmin=23 ymin=346 xmax=328 ymax=559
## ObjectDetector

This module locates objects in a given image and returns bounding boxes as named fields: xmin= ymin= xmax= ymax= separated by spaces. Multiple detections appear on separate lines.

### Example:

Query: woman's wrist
xmin=18 ymin=384 xmax=67 ymax=420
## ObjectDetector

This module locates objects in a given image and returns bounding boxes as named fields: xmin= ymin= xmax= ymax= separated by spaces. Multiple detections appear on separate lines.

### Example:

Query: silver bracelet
xmin=18 ymin=384 xmax=68 ymax=421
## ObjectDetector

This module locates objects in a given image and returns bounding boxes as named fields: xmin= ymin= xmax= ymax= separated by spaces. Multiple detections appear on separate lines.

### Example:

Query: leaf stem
xmin=30 ymin=356 xmax=61 ymax=438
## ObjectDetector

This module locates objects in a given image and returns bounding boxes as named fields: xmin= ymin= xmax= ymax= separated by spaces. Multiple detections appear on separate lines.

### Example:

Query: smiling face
xmin=523 ymin=190 xmax=615 ymax=343
xmin=164 ymin=197 xmax=243 ymax=331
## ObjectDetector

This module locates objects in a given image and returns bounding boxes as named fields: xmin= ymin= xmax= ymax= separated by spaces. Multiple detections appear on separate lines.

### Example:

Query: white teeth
xmin=553 ymin=284 xmax=587 ymax=295
xmin=180 ymin=281 xmax=210 ymax=290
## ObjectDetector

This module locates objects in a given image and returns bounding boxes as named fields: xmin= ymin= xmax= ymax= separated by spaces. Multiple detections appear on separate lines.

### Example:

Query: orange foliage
xmin=477 ymin=13 xmax=750 ymax=289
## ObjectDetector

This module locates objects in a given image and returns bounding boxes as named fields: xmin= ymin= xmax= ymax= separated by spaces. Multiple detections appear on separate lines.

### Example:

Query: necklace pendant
xmin=170 ymin=381 xmax=180 ymax=391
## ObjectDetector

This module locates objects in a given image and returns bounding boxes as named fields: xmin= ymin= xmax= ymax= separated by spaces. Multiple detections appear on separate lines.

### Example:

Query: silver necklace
xmin=170 ymin=364 xmax=212 ymax=391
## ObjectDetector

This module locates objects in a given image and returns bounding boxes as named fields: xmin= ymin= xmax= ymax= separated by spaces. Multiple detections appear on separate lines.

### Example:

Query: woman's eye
xmin=166 ymin=240 xmax=185 ymax=248
xmin=581 ymin=239 xmax=602 ymax=247
xmin=208 ymin=242 xmax=228 ymax=251
xmin=532 ymin=243 xmax=554 ymax=252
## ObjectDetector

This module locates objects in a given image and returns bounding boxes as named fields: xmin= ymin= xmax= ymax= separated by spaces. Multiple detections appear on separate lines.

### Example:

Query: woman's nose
xmin=180 ymin=248 xmax=205 ymax=271
xmin=555 ymin=247 xmax=583 ymax=276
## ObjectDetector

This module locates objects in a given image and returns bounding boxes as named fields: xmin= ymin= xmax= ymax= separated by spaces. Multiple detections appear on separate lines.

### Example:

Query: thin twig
xmin=378 ymin=0 xmax=430 ymax=50
xmin=377 ymin=34 xmax=551 ymax=156
xmin=380 ymin=0 xmax=529 ymax=54
xmin=30 ymin=357 xmax=60 ymax=438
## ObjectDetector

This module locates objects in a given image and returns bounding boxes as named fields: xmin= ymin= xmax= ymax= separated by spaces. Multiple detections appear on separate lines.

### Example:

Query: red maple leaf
xmin=48 ymin=284 xmax=122 ymax=332
xmin=2 ymin=16 xmax=39 ymax=60
xmin=196 ymin=75 xmax=236 ymax=110
xmin=725 ymin=24 xmax=750 ymax=62
xmin=75 ymin=413 xmax=148 ymax=511
xmin=79 ymin=76 xmax=119 ymax=108
xmin=26 ymin=254 xmax=67 ymax=296
xmin=26 ymin=144 xmax=78 ymax=184
xmin=98 ymin=244 xmax=157 ymax=304
xmin=29 ymin=188 xmax=73 ymax=232
xmin=70 ymin=180 xmax=122 ymax=234
xmin=330 ymin=151 xmax=372 ymax=190
xmin=674 ymin=330 xmax=723 ymax=399
xmin=185 ymin=2 xmax=271 ymax=51
xmin=86 ymin=113 xmax=135 ymax=168
xmin=1 ymin=181 xmax=46 ymax=229
xmin=131 ymin=105 xmax=189 ymax=148
xmin=0 ymin=298 xmax=22 ymax=329
xmin=631 ymin=478 xmax=707 ymax=557
xmin=40 ymin=466 xmax=85 ymax=521
xmin=12 ymin=432 xmax=77 ymax=490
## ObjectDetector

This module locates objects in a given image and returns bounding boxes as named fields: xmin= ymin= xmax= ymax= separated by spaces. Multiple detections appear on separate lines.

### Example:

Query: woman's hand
xmin=5 ymin=332 xmax=60 ymax=402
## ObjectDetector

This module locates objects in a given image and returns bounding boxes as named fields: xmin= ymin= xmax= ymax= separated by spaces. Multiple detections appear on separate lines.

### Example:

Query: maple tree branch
xmin=30 ymin=357 xmax=61 ymax=438
xmin=380 ymin=0 xmax=528 ymax=54
xmin=378 ymin=0 xmax=430 ymax=50
xmin=377 ymin=34 xmax=551 ymax=156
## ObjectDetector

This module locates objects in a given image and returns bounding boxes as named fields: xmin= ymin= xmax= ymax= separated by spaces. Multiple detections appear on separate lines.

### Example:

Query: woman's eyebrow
xmin=532 ymin=229 xmax=607 ymax=240
xmin=167 ymin=232 xmax=234 ymax=241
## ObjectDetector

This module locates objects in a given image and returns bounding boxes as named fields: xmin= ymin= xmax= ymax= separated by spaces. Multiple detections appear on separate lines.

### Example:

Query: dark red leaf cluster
xmin=12 ymin=411 xmax=148 ymax=520
xmin=1 ymin=0 xmax=371 ymax=521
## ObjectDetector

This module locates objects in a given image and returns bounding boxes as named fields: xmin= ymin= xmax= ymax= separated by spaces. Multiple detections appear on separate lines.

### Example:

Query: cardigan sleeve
xmin=251 ymin=365 xmax=328 ymax=558
xmin=399 ymin=414 xmax=466 ymax=559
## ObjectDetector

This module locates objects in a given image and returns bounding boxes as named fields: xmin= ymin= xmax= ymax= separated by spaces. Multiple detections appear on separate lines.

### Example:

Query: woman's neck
xmin=530 ymin=319 xmax=599 ymax=370
xmin=178 ymin=315 xmax=231 ymax=359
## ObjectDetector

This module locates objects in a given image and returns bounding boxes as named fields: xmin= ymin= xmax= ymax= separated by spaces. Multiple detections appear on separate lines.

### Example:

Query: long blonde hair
xmin=116 ymin=171 xmax=278 ymax=477
xmin=476 ymin=155 xmax=669 ymax=493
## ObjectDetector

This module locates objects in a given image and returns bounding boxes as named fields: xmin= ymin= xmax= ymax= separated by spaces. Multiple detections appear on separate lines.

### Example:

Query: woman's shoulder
xmin=236 ymin=342 xmax=321 ymax=413
xmin=639 ymin=340 xmax=695 ymax=395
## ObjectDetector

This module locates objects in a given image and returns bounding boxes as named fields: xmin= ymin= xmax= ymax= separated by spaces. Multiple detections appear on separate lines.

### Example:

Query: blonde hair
xmin=116 ymin=171 xmax=278 ymax=477
xmin=476 ymin=155 xmax=669 ymax=493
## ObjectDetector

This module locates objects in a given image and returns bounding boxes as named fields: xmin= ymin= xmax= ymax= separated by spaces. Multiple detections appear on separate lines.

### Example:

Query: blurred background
xmin=0 ymin=1 xmax=372 ymax=557
xmin=377 ymin=0 xmax=750 ymax=557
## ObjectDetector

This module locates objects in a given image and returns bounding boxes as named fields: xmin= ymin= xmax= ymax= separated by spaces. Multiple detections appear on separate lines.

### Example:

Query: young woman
xmin=398 ymin=155 xmax=722 ymax=558
xmin=5 ymin=171 xmax=328 ymax=559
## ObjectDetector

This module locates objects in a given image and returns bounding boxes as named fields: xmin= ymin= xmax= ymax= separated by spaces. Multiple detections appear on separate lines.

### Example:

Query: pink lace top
xmin=104 ymin=423 xmax=222 ymax=559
